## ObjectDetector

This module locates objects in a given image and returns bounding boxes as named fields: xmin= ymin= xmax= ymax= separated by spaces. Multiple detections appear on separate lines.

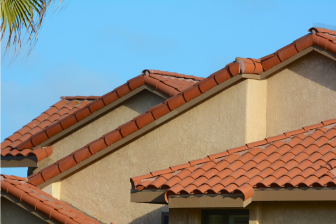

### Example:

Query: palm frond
xmin=0 ymin=0 xmax=60 ymax=58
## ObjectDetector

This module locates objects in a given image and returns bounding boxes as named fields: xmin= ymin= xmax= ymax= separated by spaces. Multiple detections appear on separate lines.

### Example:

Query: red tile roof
xmin=1 ymin=98 xmax=94 ymax=161
xmin=2 ymin=71 xmax=200 ymax=163
xmin=27 ymin=27 xmax=336 ymax=186
xmin=1 ymin=175 xmax=102 ymax=224
xmin=131 ymin=118 xmax=336 ymax=203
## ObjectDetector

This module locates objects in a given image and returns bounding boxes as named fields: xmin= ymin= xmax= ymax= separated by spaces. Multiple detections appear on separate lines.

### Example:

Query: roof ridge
xmin=60 ymin=96 xmax=100 ymax=100
xmin=142 ymin=69 xmax=204 ymax=81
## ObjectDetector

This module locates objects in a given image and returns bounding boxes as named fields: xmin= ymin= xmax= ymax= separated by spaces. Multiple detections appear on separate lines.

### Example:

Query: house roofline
xmin=29 ymin=27 xmax=336 ymax=188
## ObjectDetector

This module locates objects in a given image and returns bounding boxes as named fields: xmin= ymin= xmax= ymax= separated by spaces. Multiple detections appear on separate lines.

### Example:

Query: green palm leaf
xmin=0 ymin=0 xmax=61 ymax=57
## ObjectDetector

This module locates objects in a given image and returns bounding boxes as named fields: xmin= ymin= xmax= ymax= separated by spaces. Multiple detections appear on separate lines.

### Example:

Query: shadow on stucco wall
xmin=128 ymin=204 xmax=169 ymax=224
xmin=124 ymin=89 xmax=165 ymax=115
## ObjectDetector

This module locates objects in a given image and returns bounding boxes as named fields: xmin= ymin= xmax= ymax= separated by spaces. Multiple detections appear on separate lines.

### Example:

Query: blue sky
xmin=1 ymin=0 xmax=336 ymax=177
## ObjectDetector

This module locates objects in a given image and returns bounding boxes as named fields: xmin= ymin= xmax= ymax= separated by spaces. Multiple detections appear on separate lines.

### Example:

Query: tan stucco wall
xmin=266 ymin=51 xmax=336 ymax=137
xmin=169 ymin=201 xmax=336 ymax=224
xmin=262 ymin=201 xmax=336 ymax=224
xmin=59 ymin=80 xmax=253 ymax=223
xmin=35 ymin=90 xmax=164 ymax=173
xmin=245 ymin=79 xmax=267 ymax=143
xmin=1 ymin=197 xmax=47 ymax=224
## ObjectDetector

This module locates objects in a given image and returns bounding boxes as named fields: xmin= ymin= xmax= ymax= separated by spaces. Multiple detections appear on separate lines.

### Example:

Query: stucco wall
xmin=245 ymin=79 xmax=267 ymax=143
xmin=59 ymin=80 xmax=250 ymax=223
xmin=266 ymin=51 xmax=336 ymax=137
xmin=35 ymin=90 xmax=164 ymax=173
xmin=262 ymin=201 xmax=336 ymax=224
xmin=169 ymin=201 xmax=336 ymax=224
xmin=1 ymin=197 xmax=47 ymax=224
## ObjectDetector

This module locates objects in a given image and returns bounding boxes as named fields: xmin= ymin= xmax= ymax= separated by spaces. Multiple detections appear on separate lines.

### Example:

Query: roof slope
xmin=1 ymin=175 xmax=102 ymax=224
xmin=27 ymin=27 xmax=336 ymax=187
xmin=1 ymin=98 xmax=96 ymax=161
xmin=131 ymin=118 xmax=336 ymax=202
xmin=2 ymin=71 xmax=201 ymax=163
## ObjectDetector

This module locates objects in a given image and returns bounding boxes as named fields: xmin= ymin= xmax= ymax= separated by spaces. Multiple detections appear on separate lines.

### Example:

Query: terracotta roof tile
xmin=131 ymin=119 xmax=336 ymax=202
xmin=1 ymin=175 xmax=102 ymax=224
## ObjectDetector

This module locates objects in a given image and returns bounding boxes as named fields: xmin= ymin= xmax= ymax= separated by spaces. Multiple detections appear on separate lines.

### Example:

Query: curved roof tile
xmin=131 ymin=118 xmax=336 ymax=202
xmin=1 ymin=175 xmax=103 ymax=224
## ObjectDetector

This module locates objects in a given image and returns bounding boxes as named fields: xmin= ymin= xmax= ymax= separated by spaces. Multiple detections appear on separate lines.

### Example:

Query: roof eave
xmin=1 ymin=156 xmax=40 ymax=168
xmin=131 ymin=187 xmax=336 ymax=207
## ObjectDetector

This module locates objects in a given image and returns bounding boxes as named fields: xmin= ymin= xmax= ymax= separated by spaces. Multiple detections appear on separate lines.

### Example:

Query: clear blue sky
xmin=1 ymin=0 xmax=336 ymax=177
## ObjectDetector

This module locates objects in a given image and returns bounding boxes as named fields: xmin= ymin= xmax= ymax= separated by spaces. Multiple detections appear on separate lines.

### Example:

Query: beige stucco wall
xmin=59 ymin=80 xmax=253 ymax=223
xmin=245 ymin=79 xmax=267 ymax=143
xmin=1 ymin=197 xmax=47 ymax=224
xmin=169 ymin=201 xmax=336 ymax=224
xmin=266 ymin=51 xmax=336 ymax=137
xmin=35 ymin=90 xmax=164 ymax=173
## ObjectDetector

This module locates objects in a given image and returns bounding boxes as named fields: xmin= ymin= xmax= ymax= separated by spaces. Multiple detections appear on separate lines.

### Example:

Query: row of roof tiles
xmin=1 ymin=175 xmax=102 ymax=224
xmin=131 ymin=118 xmax=336 ymax=202
xmin=1 ymin=71 xmax=200 ymax=162
xmin=26 ymin=27 xmax=336 ymax=186
xmin=2 ymin=99 xmax=91 ymax=153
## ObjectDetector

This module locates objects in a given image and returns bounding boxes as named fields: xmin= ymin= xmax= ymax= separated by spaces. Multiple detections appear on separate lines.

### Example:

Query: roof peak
xmin=60 ymin=96 xmax=100 ymax=100
xmin=142 ymin=69 xmax=204 ymax=81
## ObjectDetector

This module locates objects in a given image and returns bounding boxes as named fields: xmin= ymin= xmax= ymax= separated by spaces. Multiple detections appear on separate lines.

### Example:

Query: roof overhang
xmin=131 ymin=187 xmax=336 ymax=208
xmin=1 ymin=156 xmax=47 ymax=168
xmin=1 ymin=191 xmax=58 ymax=224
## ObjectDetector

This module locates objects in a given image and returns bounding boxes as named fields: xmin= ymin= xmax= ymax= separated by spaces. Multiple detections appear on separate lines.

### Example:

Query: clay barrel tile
xmin=45 ymin=123 xmax=64 ymax=138
xmin=127 ymin=75 xmax=145 ymax=90
xmin=103 ymin=130 xmax=123 ymax=146
xmin=88 ymin=98 xmax=105 ymax=113
xmin=133 ymin=112 xmax=155 ymax=129
xmin=115 ymin=83 xmax=131 ymax=98
xmin=182 ymin=85 xmax=202 ymax=102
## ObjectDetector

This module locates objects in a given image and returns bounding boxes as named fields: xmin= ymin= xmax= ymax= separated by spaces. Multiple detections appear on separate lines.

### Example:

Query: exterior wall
xmin=35 ymin=90 xmax=164 ymax=173
xmin=169 ymin=201 xmax=336 ymax=224
xmin=266 ymin=51 xmax=336 ymax=137
xmin=262 ymin=201 xmax=336 ymax=224
xmin=59 ymin=80 xmax=251 ymax=223
xmin=245 ymin=79 xmax=267 ymax=143
xmin=1 ymin=197 xmax=47 ymax=224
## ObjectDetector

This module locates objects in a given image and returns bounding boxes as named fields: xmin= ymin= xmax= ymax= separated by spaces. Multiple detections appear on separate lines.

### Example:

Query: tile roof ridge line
xmin=145 ymin=73 xmax=180 ymax=92
xmin=142 ymin=69 xmax=204 ymax=81
xmin=60 ymin=96 xmax=100 ymax=100
xmin=308 ymin=27 xmax=336 ymax=35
